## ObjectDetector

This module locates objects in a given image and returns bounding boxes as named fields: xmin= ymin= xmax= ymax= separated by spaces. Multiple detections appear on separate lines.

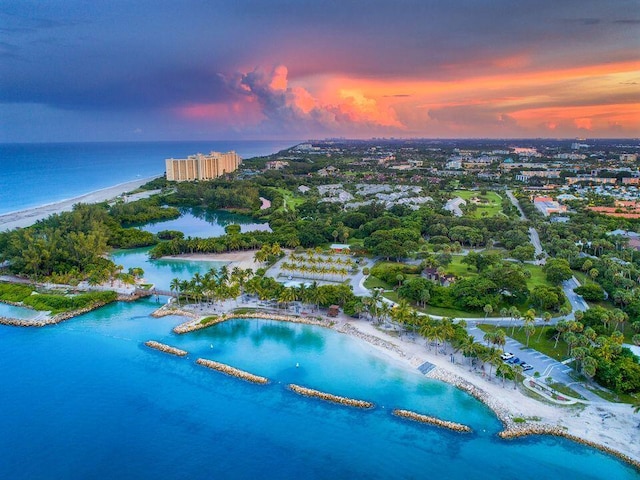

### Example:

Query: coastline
xmin=162 ymin=251 xmax=261 ymax=272
xmin=0 ymin=176 xmax=161 ymax=231
xmin=165 ymin=304 xmax=640 ymax=467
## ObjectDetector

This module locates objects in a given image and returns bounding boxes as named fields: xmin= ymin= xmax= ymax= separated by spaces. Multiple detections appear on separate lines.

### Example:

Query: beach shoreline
xmin=162 ymin=251 xmax=261 ymax=272
xmin=164 ymin=303 xmax=640 ymax=467
xmin=0 ymin=176 xmax=161 ymax=231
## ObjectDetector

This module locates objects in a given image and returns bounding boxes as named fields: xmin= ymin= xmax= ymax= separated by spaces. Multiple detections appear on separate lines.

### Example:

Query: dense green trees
xmin=543 ymin=258 xmax=573 ymax=285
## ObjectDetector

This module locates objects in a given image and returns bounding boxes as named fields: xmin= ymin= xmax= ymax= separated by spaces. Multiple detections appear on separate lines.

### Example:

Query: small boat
xmin=296 ymin=363 xmax=299 ymax=368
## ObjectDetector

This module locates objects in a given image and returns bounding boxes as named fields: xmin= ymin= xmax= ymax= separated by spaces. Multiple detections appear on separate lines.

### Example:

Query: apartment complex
xmin=165 ymin=151 xmax=241 ymax=181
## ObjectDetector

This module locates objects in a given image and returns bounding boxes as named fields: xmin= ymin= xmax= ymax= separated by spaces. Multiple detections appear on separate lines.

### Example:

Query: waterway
xmin=141 ymin=207 xmax=271 ymax=239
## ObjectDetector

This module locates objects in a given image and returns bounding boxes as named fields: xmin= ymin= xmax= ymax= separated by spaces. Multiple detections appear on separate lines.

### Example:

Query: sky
xmin=1 ymin=0 xmax=639 ymax=142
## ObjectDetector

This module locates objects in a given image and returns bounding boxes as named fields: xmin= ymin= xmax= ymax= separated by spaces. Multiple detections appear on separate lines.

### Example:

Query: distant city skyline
xmin=1 ymin=1 xmax=638 ymax=142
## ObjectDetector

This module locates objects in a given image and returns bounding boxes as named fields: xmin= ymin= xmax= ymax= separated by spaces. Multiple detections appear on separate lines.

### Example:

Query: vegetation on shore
xmin=0 ymin=283 xmax=117 ymax=314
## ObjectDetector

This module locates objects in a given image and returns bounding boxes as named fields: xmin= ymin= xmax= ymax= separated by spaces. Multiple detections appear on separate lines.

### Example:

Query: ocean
xmin=0 ymin=141 xmax=295 ymax=215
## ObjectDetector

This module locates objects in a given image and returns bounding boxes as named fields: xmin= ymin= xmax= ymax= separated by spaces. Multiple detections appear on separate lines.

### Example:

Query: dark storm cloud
xmin=1 ymin=0 xmax=637 ymax=112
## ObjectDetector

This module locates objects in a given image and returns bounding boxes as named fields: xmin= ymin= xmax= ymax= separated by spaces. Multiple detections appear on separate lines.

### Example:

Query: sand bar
xmin=0 ymin=176 xmax=161 ymax=231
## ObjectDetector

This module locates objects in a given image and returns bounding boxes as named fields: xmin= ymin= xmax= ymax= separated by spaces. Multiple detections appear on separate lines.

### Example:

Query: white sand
xmin=0 ymin=176 xmax=161 ymax=231
xmin=164 ymin=251 xmax=261 ymax=272
xmin=335 ymin=316 xmax=640 ymax=463
xmin=173 ymin=295 xmax=640 ymax=464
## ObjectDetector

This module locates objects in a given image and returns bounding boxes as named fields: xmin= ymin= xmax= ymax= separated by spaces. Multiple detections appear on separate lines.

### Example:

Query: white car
xmin=501 ymin=352 xmax=514 ymax=361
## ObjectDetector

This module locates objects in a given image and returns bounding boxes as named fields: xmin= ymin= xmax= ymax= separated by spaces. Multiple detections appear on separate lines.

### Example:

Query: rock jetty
xmin=429 ymin=368 xmax=640 ymax=471
xmin=500 ymin=425 xmax=640 ymax=471
xmin=427 ymin=367 xmax=512 ymax=426
xmin=288 ymin=384 xmax=374 ymax=409
xmin=196 ymin=358 xmax=269 ymax=384
xmin=338 ymin=323 xmax=407 ymax=358
xmin=152 ymin=306 xmax=199 ymax=320
xmin=144 ymin=340 xmax=188 ymax=357
xmin=393 ymin=409 xmax=471 ymax=433
xmin=174 ymin=312 xmax=332 ymax=334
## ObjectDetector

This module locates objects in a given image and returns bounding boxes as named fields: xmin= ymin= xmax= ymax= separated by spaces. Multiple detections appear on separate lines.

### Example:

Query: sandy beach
xmin=0 ymin=176 xmax=161 ymax=231
xmin=167 ymin=299 xmax=640 ymax=465
xmin=163 ymin=251 xmax=261 ymax=271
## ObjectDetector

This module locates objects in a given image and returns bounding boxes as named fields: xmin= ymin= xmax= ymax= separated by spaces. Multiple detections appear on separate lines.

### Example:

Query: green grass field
xmin=478 ymin=324 xmax=569 ymax=360
xmin=274 ymin=187 xmax=304 ymax=212
xmin=453 ymin=190 xmax=504 ymax=218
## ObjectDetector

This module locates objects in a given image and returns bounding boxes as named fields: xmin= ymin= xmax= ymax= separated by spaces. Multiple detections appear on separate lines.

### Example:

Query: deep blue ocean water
xmin=0 ymin=141 xmax=294 ymax=214
xmin=0 ymin=143 xmax=637 ymax=478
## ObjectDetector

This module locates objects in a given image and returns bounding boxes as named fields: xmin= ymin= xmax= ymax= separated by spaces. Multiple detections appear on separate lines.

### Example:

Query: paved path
xmin=468 ymin=325 xmax=603 ymax=402
xmin=506 ymin=189 xmax=526 ymax=219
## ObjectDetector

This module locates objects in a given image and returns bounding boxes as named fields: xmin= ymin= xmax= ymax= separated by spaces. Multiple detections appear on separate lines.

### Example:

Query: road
xmin=528 ymin=226 xmax=545 ymax=263
xmin=563 ymin=276 xmax=590 ymax=314
xmin=505 ymin=189 xmax=526 ymax=219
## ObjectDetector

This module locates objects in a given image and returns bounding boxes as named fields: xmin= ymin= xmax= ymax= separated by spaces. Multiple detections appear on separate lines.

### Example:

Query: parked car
xmin=508 ymin=357 xmax=520 ymax=364
xmin=501 ymin=352 xmax=514 ymax=361
xmin=521 ymin=363 xmax=534 ymax=371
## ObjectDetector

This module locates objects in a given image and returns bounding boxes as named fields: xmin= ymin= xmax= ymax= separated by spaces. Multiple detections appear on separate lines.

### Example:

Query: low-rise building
xmin=533 ymin=196 xmax=567 ymax=216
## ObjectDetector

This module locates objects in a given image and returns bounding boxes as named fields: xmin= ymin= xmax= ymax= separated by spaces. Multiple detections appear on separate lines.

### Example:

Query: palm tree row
xmin=280 ymin=262 xmax=350 ymax=281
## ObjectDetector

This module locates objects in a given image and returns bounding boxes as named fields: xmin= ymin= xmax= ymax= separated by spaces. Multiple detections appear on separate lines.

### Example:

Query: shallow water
xmin=141 ymin=208 xmax=271 ymax=239
xmin=0 ymin=300 xmax=636 ymax=479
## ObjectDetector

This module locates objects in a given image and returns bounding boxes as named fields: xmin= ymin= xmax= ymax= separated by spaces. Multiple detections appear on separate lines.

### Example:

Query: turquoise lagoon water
xmin=0 ymin=298 xmax=636 ymax=479
xmin=0 ymin=251 xmax=635 ymax=478
xmin=110 ymin=247 xmax=226 ymax=289
xmin=0 ymin=302 xmax=40 ymax=319
xmin=141 ymin=207 xmax=271 ymax=239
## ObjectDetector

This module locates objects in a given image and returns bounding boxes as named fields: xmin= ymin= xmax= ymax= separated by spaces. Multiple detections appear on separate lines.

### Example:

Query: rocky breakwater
xmin=0 ymin=316 xmax=50 ymax=327
xmin=288 ymin=384 xmax=374 ymax=409
xmin=152 ymin=305 xmax=199 ymax=320
xmin=393 ymin=409 xmax=472 ymax=433
xmin=196 ymin=358 xmax=269 ymax=385
xmin=427 ymin=367 xmax=512 ymax=426
xmin=144 ymin=340 xmax=188 ymax=357
xmin=174 ymin=312 xmax=332 ymax=334
xmin=338 ymin=323 xmax=407 ymax=358
xmin=500 ymin=424 xmax=640 ymax=471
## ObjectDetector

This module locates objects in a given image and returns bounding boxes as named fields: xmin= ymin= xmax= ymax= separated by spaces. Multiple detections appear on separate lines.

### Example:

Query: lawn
xmin=274 ymin=187 xmax=304 ymax=212
xmin=363 ymin=276 xmax=392 ymax=290
xmin=478 ymin=324 xmax=569 ymax=361
xmin=522 ymin=264 xmax=554 ymax=288
xmin=453 ymin=190 xmax=504 ymax=218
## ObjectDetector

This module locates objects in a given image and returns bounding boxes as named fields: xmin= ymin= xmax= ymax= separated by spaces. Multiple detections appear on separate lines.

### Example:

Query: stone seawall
xmin=288 ymin=384 xmax=374 ymax=409
xmin=196 ymin=358 xmax=269 ymax=384
xmin=429 ymin=367 xmax=640 ymax=470
xmin=427 ymin=367 xmax=512 ymax=426
xmin=499 ymin=425 xmax=640 ymax=471
xmin=337 ymin=323 xmax=407 ymax=358
xmin=174 ymin=312 xmax=332 ymax=334
xmin=393 ymin=409 xmax=472 ymax=433
xmin=144 ymin=340 xmax=188 ymax=357
xmin=152 ymin=307 xmax=199 ymax=320
xmin=0 ymin=299 xmax=114 ymax=327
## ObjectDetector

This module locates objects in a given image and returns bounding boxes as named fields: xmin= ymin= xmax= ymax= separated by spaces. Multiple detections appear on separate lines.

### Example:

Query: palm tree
xmin=459 ymin=335 xmax=479 ymax=367
xmin=278 ymin=287 xmax=297 ymax=310
xmin=170 ymin=278 xmax=181 ymax=306
xmin=483 ymin=304 xmax=493 ymax=319
xmin=538 ymin=312 xmax=552 ymax=341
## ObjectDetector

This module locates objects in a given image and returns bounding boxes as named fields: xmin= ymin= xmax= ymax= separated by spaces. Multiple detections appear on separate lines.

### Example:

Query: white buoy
xmin=296 ymin=363 xmax=299 ymax=368
xmin=210 ymin=344 xmax=213 ymax=348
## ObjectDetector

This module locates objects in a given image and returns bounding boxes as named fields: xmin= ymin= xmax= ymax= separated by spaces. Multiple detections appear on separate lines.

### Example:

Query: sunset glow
xmin=1 ymin=1 xmax=638 ymax=141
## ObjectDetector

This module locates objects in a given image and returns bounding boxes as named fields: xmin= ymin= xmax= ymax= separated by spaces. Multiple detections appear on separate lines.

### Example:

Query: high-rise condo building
xmin=165 ymin=151 xmax=241 ymax=181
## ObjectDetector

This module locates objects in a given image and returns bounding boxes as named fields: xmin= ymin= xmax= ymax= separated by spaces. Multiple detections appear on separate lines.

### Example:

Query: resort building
xmin=165 ymin=151 xmax=241 ymax=181
xmin=533 ymin=196 xmax=567 ymax=217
